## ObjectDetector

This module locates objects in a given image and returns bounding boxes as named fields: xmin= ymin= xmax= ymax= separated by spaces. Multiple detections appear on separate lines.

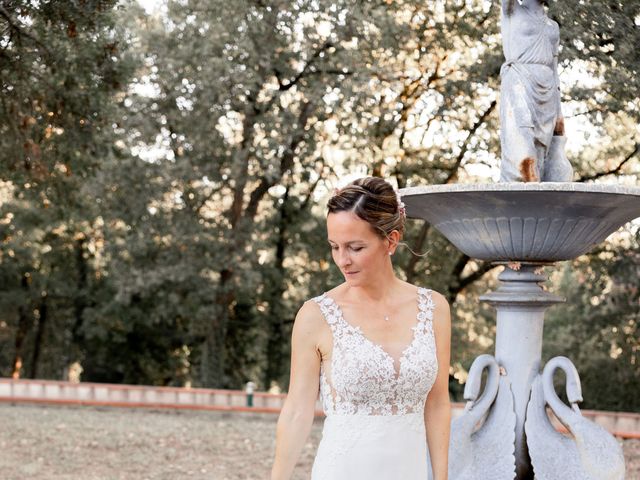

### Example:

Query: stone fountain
xmin=400 ymin=2 xmax=640 ymax=479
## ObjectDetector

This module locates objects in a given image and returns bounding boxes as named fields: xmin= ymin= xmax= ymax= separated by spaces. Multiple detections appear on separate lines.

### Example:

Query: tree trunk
xmin=201 ymin=268 xmax=235 ymax=388
xmin=11 ymin=274 xmax=32 ymax=379
xmin=29 ymin=293 xmax=48 ymax=379
xmin=263 ymin=186 xmax=291 ymax=390
xmin=71 ymin=236 xmax=87 ymax=344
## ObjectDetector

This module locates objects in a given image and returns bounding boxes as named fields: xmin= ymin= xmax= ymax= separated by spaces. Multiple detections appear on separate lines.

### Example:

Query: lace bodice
xmin=312 ymin=287 xmax=438 ymax=416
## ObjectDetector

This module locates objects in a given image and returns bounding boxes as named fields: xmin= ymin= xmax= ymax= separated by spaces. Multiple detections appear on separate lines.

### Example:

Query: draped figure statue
xmin=500 ymin=0 xmax=573 ymax=182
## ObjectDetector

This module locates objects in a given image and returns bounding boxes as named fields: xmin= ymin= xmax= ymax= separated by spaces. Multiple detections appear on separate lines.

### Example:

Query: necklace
xmin=381 ymin=299 xmax=393 ymax=322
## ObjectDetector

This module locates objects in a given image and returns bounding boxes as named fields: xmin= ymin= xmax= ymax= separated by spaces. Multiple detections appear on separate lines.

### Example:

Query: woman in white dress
xmin=271 ymin=177 xmax=451 ymax=480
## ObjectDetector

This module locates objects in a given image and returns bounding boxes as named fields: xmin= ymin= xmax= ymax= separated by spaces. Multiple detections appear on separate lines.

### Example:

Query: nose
xmin=335 ymin=248 xmax=352 ymax=268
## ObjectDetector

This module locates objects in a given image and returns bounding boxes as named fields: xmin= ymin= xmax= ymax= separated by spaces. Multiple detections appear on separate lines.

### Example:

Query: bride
xmin=271 ymin=177 xmax=451 ymax=480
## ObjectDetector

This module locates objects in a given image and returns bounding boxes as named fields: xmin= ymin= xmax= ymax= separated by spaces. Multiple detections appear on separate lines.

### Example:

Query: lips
xmin=344 ymin=271 xmax=359 ymax=275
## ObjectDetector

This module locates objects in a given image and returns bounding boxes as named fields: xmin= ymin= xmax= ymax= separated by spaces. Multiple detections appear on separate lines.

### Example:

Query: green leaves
xmin=1 ymin=0 xmax=638 ymax=406
xmin=545 ymin=233 xmax=640 ymax=411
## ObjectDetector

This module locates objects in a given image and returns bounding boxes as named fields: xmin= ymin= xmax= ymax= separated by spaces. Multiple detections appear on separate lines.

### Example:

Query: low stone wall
xmin=1 ymin=378 xmax=637 ymax=438
xmin=0 ymin=378 xmax=287 ymax=414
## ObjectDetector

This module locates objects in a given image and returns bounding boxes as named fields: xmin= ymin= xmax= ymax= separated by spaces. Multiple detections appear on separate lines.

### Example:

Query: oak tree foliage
xmin=0 ymin=0 xmax=638 ymax=410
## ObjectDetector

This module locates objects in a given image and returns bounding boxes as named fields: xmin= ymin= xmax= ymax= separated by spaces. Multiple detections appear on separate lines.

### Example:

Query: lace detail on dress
xmin=312 ymin=287 xmax=438 ymax=416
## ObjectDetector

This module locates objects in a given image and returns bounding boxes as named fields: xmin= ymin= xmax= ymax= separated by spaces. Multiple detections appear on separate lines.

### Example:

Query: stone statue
xmin=500 ymin=0 xmax=573 ymax=182
xmin=525 ymin=357 xmax=625 ymax=480
xmin=448 ymin=355 xmax=517 ymax=480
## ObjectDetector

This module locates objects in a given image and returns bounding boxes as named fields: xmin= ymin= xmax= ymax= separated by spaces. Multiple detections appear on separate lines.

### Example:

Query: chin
xmin=344 ymin=275 xmax=367 ymax=286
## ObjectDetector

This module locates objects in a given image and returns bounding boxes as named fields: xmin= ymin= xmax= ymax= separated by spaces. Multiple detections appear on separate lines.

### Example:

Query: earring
xmin=388 ymin=252 xmax=393 ymax=256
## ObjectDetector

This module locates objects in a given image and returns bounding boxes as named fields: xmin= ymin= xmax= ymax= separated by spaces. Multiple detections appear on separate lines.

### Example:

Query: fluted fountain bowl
xmin=400 ymin=183 xmax=640 ymax=263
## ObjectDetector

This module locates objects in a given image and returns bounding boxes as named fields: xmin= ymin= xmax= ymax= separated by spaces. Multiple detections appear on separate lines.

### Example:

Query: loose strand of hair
xmin=399 ymin=241 xmax=430 ymax=258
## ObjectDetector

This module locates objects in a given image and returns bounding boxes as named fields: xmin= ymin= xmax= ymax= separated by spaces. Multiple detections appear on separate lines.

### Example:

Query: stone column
xmin=480 ymin=264 xmax=563 ymax=479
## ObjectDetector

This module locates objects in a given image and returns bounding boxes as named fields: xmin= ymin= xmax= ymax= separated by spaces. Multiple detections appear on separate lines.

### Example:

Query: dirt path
xmin=0 ymin=403 xmax=636 ymax=479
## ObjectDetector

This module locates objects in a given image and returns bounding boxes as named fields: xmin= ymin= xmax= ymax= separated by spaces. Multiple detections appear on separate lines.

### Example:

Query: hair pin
xmin=396 ymin=191 xmax=406 ymax=218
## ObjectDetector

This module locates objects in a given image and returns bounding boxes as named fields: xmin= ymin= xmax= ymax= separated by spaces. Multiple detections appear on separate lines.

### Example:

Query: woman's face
xmin=327 ymin=210 xmax=392 ymax=286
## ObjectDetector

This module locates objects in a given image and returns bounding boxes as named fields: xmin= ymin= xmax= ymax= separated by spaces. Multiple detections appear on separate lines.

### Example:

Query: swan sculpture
xmin=525 ymin=356 xmax=625 ymax=480
xmin=448 ymin=354 xmax=517 ymax=480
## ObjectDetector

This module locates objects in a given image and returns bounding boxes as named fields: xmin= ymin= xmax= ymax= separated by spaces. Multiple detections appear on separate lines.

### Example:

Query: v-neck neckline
xmin=322 ymin=289 xmax=424 ymax=381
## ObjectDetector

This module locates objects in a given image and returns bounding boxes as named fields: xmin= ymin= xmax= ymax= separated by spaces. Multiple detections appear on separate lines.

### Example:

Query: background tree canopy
xmin=1 ymin=0 xmax=638 ymax=412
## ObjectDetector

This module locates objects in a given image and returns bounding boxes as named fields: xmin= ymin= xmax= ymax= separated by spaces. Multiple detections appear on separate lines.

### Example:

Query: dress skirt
xmin=311 ymin=413 xmax=432 ymax=480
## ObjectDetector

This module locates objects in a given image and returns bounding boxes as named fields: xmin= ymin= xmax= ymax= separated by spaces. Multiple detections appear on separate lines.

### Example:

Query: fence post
xmin=245 ymin=381 xmax=255 ymax=407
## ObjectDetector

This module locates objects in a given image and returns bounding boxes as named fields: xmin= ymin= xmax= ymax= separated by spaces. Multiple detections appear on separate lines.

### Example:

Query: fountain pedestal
xmin=481 ymin=265 xmax=562 ymax=478
xmin=400 ymin=183 xmax=639 ymax=480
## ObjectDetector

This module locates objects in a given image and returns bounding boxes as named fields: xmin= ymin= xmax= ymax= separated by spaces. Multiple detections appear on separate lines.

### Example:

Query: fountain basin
xmin=400 ymin=183 xmax=640 ymax=262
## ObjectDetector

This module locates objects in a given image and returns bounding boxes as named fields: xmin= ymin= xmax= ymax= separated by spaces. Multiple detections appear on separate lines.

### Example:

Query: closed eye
xmin=329 ymin=245 xmax=364 ymax=252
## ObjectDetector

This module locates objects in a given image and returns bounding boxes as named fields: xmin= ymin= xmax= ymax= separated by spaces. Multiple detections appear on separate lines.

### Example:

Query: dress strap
xmin=417 ymin=287 xmax=435 ymax=325
xmin=312 ymin=293 xmax=341 ymax=330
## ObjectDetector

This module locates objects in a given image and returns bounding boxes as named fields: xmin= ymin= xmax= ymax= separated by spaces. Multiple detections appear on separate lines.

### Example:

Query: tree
xmin=1 ymin=0 xmax=638 ymax=412
xmin=544 ymin=230 xmax=640 ymax=411
xmin=120 ymin=0 xmax=510 ymax=388
xmin=550 ymin=1 xmax=640 ymax=181
xmin=0 ymin=0 xmax=135 ymax=378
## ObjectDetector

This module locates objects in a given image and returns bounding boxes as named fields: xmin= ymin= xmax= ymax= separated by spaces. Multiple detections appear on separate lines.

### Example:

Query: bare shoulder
xmin=427 ymin=289 xmax=451 ymax=336
xmin=428 ymin=289 xmax=450 ymax=312
xmin=294 ymin=298 xmax=325 ymax=328
xmin=291 ymin=298 xmax=328 ymax=344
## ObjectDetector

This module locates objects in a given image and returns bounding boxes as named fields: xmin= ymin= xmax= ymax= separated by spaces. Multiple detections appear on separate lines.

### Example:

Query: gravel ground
xmin=0 ymin=403 xmax=637 ymax=479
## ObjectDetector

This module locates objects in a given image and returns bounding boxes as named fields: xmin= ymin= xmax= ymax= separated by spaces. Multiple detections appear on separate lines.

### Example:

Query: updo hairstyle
xmin=327 ymin=177 xmax=405 ymax=240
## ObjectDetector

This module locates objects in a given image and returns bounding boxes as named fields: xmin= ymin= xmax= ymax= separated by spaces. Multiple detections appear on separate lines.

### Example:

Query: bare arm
xmin=424 ymin=292 xmax=452 ymax=480
xmin=271 ymin=301 xmax=323 ymax=480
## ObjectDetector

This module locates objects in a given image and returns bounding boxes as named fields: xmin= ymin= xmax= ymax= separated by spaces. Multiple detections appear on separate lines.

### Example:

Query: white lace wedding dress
xmin=310 ymin=287 xmax=438 ymax=480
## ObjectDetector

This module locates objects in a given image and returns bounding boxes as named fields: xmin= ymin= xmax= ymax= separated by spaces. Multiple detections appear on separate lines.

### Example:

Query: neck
xmin=345 ymin=261 xmax=399 ymax=302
